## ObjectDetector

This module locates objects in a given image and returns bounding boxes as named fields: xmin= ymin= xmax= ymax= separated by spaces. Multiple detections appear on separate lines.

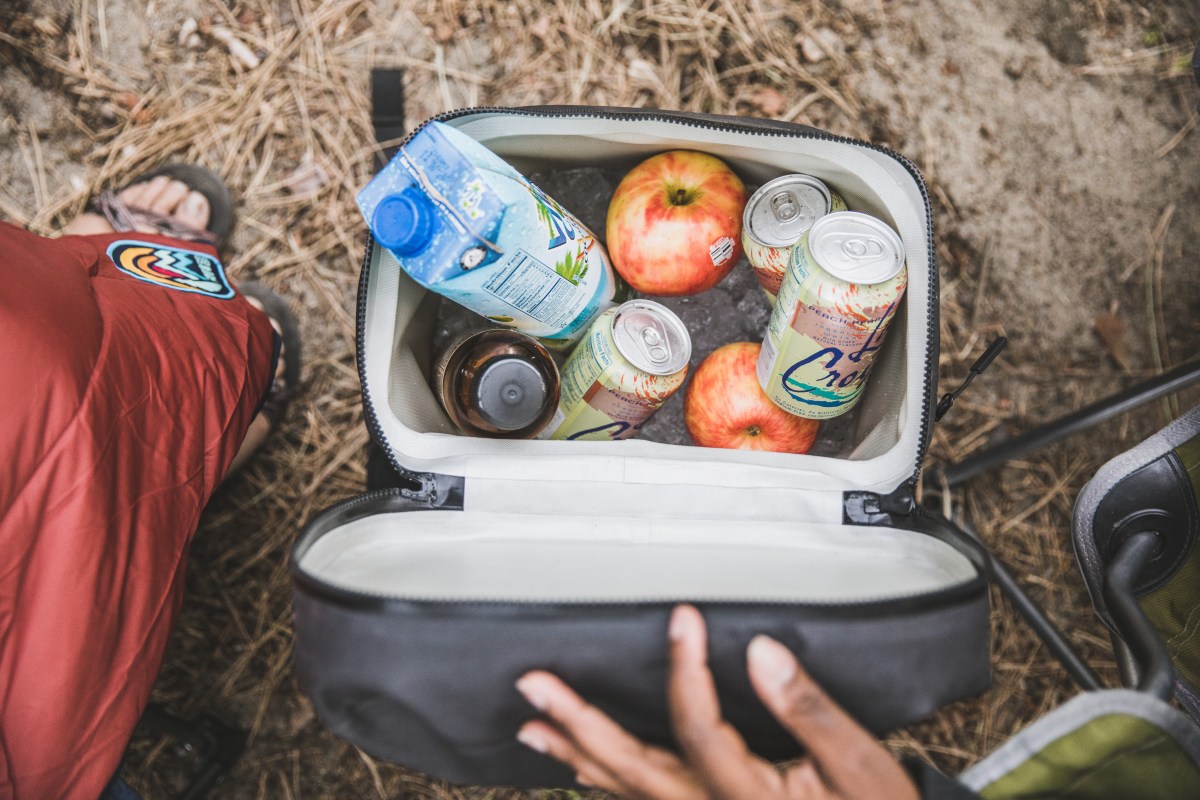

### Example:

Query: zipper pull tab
xmin=935 ymin=336 xmax=1007 ymax=422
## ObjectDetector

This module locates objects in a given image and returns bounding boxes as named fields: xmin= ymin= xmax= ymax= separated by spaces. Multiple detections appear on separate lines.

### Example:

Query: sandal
xmin=238 ymin=281 xmax=302 ymax=430
xmin=90 ymin=163 xmax=236 ymax=250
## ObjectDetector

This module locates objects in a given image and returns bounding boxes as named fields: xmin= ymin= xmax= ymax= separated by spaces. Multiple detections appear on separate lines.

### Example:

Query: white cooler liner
xmin=361 ymin=112 xmax=934 ymax=511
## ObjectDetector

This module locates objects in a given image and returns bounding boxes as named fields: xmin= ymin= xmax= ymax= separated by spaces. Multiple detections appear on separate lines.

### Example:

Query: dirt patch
xmin=855 ymin=0 xmax=1199 ymax=389
xmin=2 ymin=0 xmax=1199 ymax=797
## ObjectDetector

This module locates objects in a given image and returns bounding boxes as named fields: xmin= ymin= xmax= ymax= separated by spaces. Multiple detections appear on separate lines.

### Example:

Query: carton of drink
xmin=358 ymin=122 xmax=627 ymax=346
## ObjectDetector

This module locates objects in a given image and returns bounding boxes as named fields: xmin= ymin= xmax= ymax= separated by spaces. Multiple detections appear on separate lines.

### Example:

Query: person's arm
xmin=515 ymin=604 xmax=970 ymax=799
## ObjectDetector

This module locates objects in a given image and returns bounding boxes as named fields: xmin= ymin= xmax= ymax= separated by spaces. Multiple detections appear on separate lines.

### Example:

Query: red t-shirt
xmin=0 ymin=222 xmax=275 ymax=799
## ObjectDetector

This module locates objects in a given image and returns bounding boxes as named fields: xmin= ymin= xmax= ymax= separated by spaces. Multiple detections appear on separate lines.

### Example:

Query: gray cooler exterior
xmin=292 ymin=490 xmax=991 ymax=788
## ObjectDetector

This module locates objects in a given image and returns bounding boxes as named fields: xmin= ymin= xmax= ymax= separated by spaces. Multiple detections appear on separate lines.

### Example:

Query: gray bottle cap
xmin=808 ymin=212 xmax=905 ymax=285
xmin=473 ymin=358 xmax=548 ymax=431
xmin=611 ymin=300 xmax=691 ymax=376
xmin=744 ymin=174 xmax=832 ymax=246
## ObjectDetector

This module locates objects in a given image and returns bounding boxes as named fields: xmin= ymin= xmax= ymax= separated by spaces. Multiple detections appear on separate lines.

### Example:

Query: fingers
xmin=747 ymin=635 xmax=917 ymax=799
xmin=516 ymin=670 xmax=702 ymax=800
xmin=783 ymin=760 xmax=826 ymax=796
xmin=745 ymin=635 xmax=864 ymax=762
xmin=516 ymin=719 xmax=623 ymax=792
xmin=666 ymin=606 xmax=784 ymax=799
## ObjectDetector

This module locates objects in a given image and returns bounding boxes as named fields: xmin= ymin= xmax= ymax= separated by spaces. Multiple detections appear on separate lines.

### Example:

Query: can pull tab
xmin=935 ymin=336 xmax=1008 ymax=422
xmin=770 ymin=191 xmax=800 ymax=223
xmin=641 ymin=325 xmax=669 ymax=364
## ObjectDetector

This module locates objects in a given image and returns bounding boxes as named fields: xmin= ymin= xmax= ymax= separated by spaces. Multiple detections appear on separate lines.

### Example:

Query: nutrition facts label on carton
xmin=483 ymin=250 xmax=582 ymax=330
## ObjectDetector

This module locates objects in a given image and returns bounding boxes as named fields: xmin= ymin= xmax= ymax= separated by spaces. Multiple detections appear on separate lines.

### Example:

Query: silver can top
xmin=808 ymin=211 xmax=905 ymax=285
xmin=611 ymin=300 xmax=691 ymax=376
xmin=744 ymin=174 xmax=832 ymax=247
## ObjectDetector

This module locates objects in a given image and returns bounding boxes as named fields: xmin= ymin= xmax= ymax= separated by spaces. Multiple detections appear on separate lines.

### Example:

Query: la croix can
xmin=756 ymin=211 xmax=907 ymax=420
xmin=548 ymin=299 xmax=691 ymax=441
xmin=743 ymin=174 xmax=848 ymax=298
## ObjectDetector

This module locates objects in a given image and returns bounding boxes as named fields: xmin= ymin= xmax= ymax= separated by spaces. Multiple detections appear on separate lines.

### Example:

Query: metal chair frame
xmin=924 ymin=359 xmax=1200 ymax=701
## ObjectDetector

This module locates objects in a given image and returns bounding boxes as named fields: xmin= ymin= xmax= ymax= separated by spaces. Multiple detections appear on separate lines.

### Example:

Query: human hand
xmin=514 ymin=604 xmax=919 ymax=799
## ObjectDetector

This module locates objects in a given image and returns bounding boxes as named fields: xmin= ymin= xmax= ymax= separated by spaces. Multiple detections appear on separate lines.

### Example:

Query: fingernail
xmin=515 ymin=676 xmax=548 ymax=711
xmin=748 ymin=635 xmax=796 ymax=689
xmin=669 ymin=606 xmax=688 ymax=641
xmin=576 ymin=773 xmax=595 ymax=787
xmin=516 ymin=728 xmax=547 ymax=753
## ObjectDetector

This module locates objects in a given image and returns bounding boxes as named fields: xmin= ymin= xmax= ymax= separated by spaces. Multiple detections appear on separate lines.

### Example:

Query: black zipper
xmin=355 ymin=235 xmax=425 ymax=493
xmin=356 ymin=106 xmax=940 ymax=493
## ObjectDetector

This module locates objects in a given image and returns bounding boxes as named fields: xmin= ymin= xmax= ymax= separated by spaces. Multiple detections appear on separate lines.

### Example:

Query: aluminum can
xmin=743 ymin=174 xmax=847 ymax=297
xmin=757 ymin=212 xmax=907 ymax=420
xmin=435 ymin=329 xmax=560 ymax=438
xmin=549 ymin=300 xmax=691 ymax=441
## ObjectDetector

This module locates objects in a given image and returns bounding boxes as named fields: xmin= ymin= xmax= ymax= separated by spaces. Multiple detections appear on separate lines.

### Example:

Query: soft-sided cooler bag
xmin=291 ymin=106 xmax=992 ymax=787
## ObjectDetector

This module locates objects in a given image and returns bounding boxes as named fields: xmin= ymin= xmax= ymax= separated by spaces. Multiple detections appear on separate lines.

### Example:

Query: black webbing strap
xmin=371 ymin=68 xmax=406 ymax=173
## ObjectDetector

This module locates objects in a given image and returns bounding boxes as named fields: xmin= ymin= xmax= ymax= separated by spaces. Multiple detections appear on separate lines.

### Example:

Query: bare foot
xmin=65 ymin=175 xmax=211 ymax=236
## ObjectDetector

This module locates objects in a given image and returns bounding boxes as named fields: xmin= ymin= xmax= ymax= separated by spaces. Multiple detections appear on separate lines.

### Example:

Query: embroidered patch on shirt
xmin=106 ymin=240 xmax=234 ymax=299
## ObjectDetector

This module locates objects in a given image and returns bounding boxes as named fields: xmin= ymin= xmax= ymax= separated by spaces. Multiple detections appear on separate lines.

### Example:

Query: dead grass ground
xmin=2 ymin=0 xmax=1200 ymax=797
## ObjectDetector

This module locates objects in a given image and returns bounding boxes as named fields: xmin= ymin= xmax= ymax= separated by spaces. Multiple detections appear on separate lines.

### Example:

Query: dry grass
xmin=2 ymin=0 xmax=1199 ymax=798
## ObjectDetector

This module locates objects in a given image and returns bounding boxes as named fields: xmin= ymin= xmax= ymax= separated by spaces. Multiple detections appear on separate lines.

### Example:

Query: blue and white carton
xmin=357 ymin=122 xmax=627 ymax=346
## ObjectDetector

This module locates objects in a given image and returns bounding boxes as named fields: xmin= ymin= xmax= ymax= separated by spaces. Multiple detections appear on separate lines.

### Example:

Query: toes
xmin=120 ymin=175 xmax=168 ymax=209
xmin=118 ymin=176 xmax=211 ymax=235
xmin=177 ymin=190 xmax=211 ymax=231
xmin=139 ymin=175 xmax=176 ymax=210
xmin=151 ymin=180 xmax=191 ymax=216
xmin=72 ymin=172 xmax=216 ymax=239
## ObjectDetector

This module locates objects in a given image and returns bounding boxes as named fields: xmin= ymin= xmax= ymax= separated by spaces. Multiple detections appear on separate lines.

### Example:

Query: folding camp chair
xmin=940 ymin=404 xmax=1200 ymax=799
xmin=1073 ymin=405 xmax=1200 ymax=715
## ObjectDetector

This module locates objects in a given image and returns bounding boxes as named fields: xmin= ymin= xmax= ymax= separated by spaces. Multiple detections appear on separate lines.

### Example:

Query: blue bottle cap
xmin=372 ymin=188 xmax=438 ymax=256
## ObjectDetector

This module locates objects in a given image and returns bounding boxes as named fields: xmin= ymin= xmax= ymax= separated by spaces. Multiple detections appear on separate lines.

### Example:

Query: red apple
xmin=606 ymin=150 xmax=747 ymax=296
xmin=685 ymin=342 xmax=820 ymax=453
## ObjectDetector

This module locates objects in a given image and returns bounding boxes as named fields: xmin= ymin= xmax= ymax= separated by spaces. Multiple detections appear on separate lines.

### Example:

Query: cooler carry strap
xmin=371 ymin=68 xmax=406 ymax=173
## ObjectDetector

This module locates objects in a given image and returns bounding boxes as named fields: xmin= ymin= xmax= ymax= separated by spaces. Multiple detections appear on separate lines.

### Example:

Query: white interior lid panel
xmin=300 ymin=511 xmax=976 ymax=603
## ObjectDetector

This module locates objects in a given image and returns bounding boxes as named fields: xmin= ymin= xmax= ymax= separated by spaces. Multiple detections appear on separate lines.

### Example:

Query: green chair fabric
xmin=960 ymin=690 xmax=1200 ymax=800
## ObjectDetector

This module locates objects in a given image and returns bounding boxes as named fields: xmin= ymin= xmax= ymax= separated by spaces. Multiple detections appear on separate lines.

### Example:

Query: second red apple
xmin=684 ymin=342 xmax=820 ymax=453
xmin=606 ymin=150 xmax=746 ymax=296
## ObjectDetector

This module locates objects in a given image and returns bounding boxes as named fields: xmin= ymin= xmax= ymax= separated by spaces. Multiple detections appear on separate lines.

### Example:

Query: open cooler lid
xmin=357 ymin=107 xmax=938 ymax=523
xmin=299 ymin=509 xmax=978 ymax=604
